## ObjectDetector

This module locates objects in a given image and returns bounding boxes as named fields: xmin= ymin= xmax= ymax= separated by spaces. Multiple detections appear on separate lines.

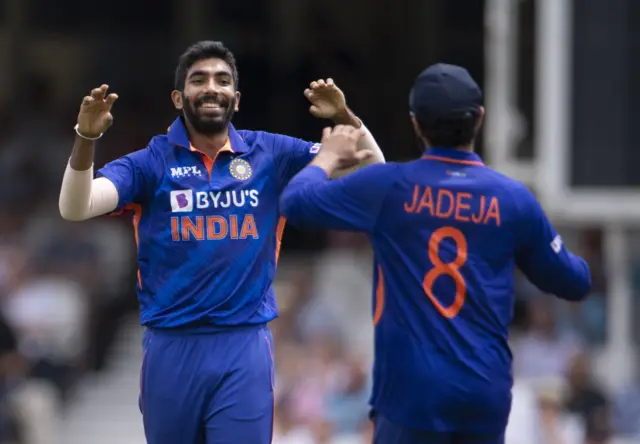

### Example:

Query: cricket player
xmin=279 ymin=63 xmax=592 ymax=444
xmin=58 ymin=40 xmax=384 ymax=444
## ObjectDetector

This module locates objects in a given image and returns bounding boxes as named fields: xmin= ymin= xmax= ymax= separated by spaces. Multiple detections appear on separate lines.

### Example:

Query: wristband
xmin=74 ymin=124 xmax=103 ymax=140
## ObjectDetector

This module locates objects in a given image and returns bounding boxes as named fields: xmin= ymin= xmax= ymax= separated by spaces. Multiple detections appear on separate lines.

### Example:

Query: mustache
xmin=194 ymin=95 xmax=229 ymax=108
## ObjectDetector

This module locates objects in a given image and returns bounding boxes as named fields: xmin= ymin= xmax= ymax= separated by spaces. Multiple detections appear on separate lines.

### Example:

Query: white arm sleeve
xmin=356 ymin=123 xmax=385 ymax=164
xmin=331 ymin=123 xmax=386 ymax=178
xmin=59 ymin=162 xmax=119 ymax=221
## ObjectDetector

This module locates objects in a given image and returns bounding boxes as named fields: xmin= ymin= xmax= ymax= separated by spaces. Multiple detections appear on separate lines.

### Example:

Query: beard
xmin=182 ymin=94 xmax=236 ymax=135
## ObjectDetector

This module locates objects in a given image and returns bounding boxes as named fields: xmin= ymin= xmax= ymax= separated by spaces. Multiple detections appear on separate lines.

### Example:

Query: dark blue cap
xmin=409 ymin=63 xmax=482 ymax=124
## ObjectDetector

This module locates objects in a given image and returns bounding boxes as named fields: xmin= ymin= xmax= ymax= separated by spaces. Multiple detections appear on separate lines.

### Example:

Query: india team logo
xmin=230 ymin=158 xmax=252 ymax=181
xmin=170 ymin=190 xmax=193 ymax=212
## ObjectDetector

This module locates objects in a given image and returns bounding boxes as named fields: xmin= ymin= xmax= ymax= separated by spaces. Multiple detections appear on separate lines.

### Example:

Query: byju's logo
xmin=170 ymin=166 xmax=202 ymax=178
xmin=170 ymin=190 xmax=193 ymax=212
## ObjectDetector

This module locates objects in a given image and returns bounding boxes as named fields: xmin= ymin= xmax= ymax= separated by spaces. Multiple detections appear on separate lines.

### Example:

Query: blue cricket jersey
xmin=97 ymin=117 xmax=320 ymax=329
xmin=279 ymin=147 xmax=591 ymax=434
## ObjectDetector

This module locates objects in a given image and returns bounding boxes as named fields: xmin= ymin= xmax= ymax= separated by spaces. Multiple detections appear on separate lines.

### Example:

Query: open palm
xmin=304 ymin=78 xmax=346 ymax=119
xmin=77 ymin=84 xmax=118 ymax=138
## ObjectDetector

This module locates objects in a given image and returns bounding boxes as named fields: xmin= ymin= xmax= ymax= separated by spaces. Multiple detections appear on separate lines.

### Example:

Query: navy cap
xmin=409 ymin=63 xmax=482 ymax=124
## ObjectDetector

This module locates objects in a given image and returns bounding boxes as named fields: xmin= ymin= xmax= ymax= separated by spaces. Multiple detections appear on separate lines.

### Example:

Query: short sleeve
xmin=95 ymin=147 xmax=156 ymax=212
xmin=268 ymin=133 xmax=320 ymax=187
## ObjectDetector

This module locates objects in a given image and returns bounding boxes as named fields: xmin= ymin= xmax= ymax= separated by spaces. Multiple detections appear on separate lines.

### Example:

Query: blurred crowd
xmin=271 ymin=233 xmax=376 ymax=444
xmin=0 ymin=79 xmax=139 ymax=443
xmin=0 ymin=82 xmax=636 ymax=444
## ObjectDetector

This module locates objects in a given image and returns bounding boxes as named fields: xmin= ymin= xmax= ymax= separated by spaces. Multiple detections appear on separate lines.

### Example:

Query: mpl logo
xmin=170 ymin=190 xmax=193 ymax=212
xmin=310 ymin=143 xmax=322 ymax=154
xmin=170 ymin=166 xmax=203 ymax=178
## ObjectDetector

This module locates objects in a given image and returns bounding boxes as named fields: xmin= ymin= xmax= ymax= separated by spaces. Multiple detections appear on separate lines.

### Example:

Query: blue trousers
xmin=139 ymin=324 xmax=274 ymax=444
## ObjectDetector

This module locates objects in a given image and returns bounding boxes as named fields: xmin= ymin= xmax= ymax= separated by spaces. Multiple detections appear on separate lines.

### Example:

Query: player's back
xmin=368 ymin=148 xmax=591 ymax=433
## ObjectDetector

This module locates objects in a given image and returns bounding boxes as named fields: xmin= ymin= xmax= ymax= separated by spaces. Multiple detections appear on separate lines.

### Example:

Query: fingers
xmin=332 ymin=124 xmax=346 ymax=134
xmin=91 ymin=84 xmax=109 ymax=100
xmin=304 ymin=88 xmax=317 ymax=105
xmin=346 ymin=126 xmax=363 ymax=141
xmin=83 ymin=85 xmax=118 ymax=108
xmin=331 ymin=125 xmax=362 ymax=140
xmin=309 ymin=105 xmax=321 ymax=117
xmin=321 ymin=125 xmax=365 ymax=168
xmin=354 ymin=149 xmax=374 ymax=162
xmin=309 ymin=79 xmax=336 ymax=90
xmin=321 ymin=126 xmax=332 ymax=142
xmin=105 ymin=93 xmax=119 ymax=107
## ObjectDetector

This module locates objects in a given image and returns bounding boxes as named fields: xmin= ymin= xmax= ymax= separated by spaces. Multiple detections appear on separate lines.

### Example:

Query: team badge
xmin=230 ymin=158 xmax=252 ymax=180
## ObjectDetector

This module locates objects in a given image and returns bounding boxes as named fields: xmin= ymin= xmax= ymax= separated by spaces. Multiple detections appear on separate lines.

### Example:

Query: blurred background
xmin=0 ymin=0 xmax=637 ymax=443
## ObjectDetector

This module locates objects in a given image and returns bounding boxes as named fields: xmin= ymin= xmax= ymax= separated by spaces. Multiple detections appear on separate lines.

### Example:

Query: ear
xmin=475 ymin=106 xmax=485 ymax=131
xmin=234 ymin=91 xmax=241 ymax=112
xmin=410 ymin=114 xmax=422 ymax=137
xmin=410 ymin=114 xmax=429 ymax=148
xmin=171 ymin=90 xmax=183 ymax=110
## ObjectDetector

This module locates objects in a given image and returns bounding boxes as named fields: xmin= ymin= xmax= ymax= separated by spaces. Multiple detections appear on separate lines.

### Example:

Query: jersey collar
xmin=422 ymin=147 xmax=484 ymax=166
xmin=167 ymin=117 xmax=249 ymax=154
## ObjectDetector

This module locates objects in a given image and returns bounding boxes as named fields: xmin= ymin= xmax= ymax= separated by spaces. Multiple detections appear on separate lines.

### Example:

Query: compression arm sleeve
xmin=59 ymin=162 xmax=119 ymax=221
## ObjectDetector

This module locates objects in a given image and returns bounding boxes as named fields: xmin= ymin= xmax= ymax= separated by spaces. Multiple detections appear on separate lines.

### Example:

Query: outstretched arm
xmin=281 ymin=126 xmax=395 ymax=232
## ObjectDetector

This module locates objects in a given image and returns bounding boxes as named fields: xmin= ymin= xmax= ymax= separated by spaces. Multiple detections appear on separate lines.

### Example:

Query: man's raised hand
xmin=304 ymin=78 xmax=347 ymax=120
xmin=77 ymin=84 xmax=118 ymax=138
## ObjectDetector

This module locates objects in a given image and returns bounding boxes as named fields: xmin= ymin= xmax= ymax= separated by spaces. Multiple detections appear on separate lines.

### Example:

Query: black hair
xmin=417 ymin=110 xmax=479 ymax=148
xmin=174 ymin=41 xmax=239 ymax=91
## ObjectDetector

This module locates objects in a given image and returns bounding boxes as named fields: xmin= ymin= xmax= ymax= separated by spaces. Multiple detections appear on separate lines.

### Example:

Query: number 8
xmin=422 ymin=226 xmax=468 ymax=319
